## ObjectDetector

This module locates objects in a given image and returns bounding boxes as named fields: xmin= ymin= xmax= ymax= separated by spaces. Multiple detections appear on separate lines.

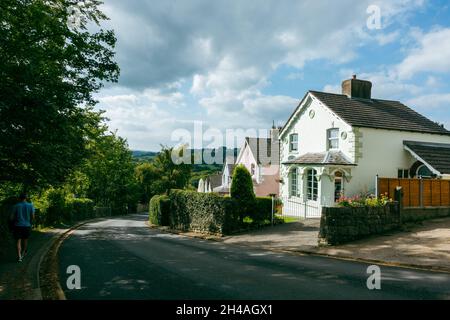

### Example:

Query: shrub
xmin=65 ymin=198 xmax=95 ymax=222
xmin=253 ymin=197 xmax=273 ymax=224
xmin=149 ymin=195 xmax=170 ymax=226
xmin=168 ymin=190 xmax=241 ymax=235
xmin=337 ymin=193 xmax=393 ymax=208
xmin=230 ymin=165 xmax=256 ymax=219
xmin=34 ymin=189 xmax=96 ymax=225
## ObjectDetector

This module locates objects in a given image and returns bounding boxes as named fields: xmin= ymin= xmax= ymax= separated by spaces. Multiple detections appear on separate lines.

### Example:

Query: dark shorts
xmin=13 ymin=226 xmax=31 ymax=240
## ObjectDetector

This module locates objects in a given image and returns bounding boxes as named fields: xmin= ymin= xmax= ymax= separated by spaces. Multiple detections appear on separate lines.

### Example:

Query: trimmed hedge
xmin=149 ymin=195 xmax=170 ymax=226
xmin=149 ymin=191 xmax=279 ymax=235
xmin=253 ymin=197 xmax=273 ymax=224
xmin=64 ymin=198 xmax=95 ymax=222
xmin=168 ymin=190 xmax=241 ymax=235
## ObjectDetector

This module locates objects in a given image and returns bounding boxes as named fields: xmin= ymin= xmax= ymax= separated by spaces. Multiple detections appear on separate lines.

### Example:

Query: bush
xmin=149 ymin=195 xmax=170 ymax=226
xmin=65 ymin=198 xmax=95 ymax=222
xmin=253 ymin=197 xmax=273 ymax=224
xmin=230 ymin=165 xmax=256 ymax=219
xmin=168 ymin=190 xmax=241 ymax=235
xmin=34 ymin=189 xmax=96 ymax=225
xmin=0 ymin=197 xmax=18 ymax=256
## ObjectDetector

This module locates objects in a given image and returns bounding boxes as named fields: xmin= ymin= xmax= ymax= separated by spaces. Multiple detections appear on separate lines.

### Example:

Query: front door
xmin=334 ymin=177 xmax=343 ymax=202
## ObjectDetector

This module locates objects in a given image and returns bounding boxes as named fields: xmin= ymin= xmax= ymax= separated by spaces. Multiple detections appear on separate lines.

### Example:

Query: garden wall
xmin=401 ymin=206 xmax=450 ymax=223
xmin=319 ymin=203 xmax=401 ymax=246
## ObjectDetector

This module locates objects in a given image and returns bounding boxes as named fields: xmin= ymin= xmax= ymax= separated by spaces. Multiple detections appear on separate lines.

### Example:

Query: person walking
xmin=11 ymin=193 xmax=35 ymax=262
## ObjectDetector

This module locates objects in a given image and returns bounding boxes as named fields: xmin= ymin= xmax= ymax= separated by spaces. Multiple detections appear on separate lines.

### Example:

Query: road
xmin=58 ymin=214 xmax=450 ymax=300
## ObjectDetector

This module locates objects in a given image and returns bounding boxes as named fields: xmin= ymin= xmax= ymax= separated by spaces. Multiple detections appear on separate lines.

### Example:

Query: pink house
xmin=214 ymin=125 xmax=280 ymax=197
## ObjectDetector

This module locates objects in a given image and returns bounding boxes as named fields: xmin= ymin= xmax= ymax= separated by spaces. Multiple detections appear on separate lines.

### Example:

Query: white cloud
xmin=94 ymin=0 xmax=428 ymax=148
xmin=396 ymin=28 xmax=450 ymax=79
xmin=406 ymin=93 xmax=450 ymax=110
xmin=375 ymin=30 xmax=401 ymax=45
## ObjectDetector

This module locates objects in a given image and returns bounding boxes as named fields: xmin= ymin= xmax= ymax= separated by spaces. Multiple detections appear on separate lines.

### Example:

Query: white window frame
xmin=290 ymin=168 xmax=298 ymax=197
xmin=306 ymin=169 xmax=318 ymax=201
xmin=289 ymin=134 xmax=298 ymax=152
xmin=327 ymin=128 xmax=339 ymax=150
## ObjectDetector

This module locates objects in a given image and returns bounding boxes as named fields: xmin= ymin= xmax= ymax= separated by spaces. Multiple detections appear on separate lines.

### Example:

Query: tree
xmin=135 ymin=162 xmax=163 ymax=203
xmin=135 ymin=146 xmax=192 ymax=200
xmin=0 ymin=0 xmax=119 ymax=188
xmin=65 ymin=131 xmax=138 ymax=212
xmin=230 ymin=165 xmax=256 ymax=220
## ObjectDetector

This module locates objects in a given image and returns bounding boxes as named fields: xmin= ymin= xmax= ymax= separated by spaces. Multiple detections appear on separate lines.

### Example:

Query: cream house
xmin=279 ymin=76 xmax=450 ymax=217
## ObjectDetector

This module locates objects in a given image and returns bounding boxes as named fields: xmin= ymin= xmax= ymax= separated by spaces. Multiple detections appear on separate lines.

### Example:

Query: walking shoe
xmin=21 ymin=250 xmax=28 ymax=259
xmin=18 ymin=256 xmax=23 ymax=263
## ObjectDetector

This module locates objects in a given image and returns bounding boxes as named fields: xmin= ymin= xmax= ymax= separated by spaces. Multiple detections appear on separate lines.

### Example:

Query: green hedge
xmin=168 ymin=190 xmax=241 ymax=235
xmin=149 ymin=191 xmax=281 ymax=235
xmin=253 ymin=197 xmax=273 ymax=224
xmin=0 ymin=197 xmax=17 ymax=257
xmin=149 ymin=195 xmax=170 ymax=226
xmin=65 ymin=198 xmax=95 ymax=222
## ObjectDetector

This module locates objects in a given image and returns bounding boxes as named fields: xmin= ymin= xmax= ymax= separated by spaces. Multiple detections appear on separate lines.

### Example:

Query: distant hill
xmin=131 ymin=147 xmax=239 ymax=165
xmin=131 ymin=150 xmax=158 ymax=162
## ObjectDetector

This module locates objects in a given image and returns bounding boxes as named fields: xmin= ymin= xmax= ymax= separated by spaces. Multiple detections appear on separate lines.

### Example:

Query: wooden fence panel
xmin=399 ymin=179 xmax=410 ymax=207
xmin=409 ymin=179 xmax=421 ymax=207
xmin=378 ymin=177 xmax=450 ymax=208
xmin=442 ymin=181 xmax=450 ymax=206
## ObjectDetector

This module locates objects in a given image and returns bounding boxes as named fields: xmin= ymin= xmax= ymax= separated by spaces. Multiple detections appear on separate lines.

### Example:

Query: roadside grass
xmin=242 ymin=215 xmax=299 ymax=226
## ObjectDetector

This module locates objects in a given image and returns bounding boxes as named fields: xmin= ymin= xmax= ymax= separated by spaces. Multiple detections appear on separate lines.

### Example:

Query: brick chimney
xmin=342 ymin=75 xmax=372 ymax=99
xmin=270 ymin=120 xmax=279 ymax=141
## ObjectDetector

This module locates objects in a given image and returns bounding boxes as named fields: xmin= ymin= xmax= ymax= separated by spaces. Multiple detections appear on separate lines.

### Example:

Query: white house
xmin=214 ymin=125 xmax=280 ymax=197
xmin=279 ymin=75 xmax=450 ymax=218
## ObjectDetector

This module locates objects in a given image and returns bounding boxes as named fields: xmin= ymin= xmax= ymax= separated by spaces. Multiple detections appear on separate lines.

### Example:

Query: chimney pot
xmin=352 ymin=74 xmax=357 ymax=79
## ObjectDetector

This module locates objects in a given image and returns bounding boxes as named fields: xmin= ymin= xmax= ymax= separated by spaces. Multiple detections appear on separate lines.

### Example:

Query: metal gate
xmin=280 ymin=197 xmax=321 ymax=219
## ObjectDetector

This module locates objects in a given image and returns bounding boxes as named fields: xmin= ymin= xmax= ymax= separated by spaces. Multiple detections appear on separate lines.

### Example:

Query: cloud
xmin=406 ymin=93 xmax=450 ymax=110
xmin=96 ymin=86 xmax=192 ymax=150
xmin=93 ymin=0 xmax=428 ymax=149
xmin=396 ymin=28 xmax=450 ymax=79
xmin=375 ymin=30 xmax=401 ymax=45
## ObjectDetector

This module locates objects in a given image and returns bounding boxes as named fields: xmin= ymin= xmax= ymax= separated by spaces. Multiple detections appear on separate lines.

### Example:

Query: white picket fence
xmin=280 ymin=197 xmax=322 ymax=219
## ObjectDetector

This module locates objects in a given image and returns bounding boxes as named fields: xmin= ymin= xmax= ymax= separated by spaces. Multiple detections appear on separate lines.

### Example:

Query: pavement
xmin=221 ymin=217 xmax=450 ymax=273
xmin=57 ymin=214 xmax=450 ymax=299
xmin=0 ymin=228 xmax=62 ymax=300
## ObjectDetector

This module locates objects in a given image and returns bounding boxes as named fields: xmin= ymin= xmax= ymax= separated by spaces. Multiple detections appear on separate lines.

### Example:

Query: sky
xmin=94 ymin=0 xmax=450 ymax=151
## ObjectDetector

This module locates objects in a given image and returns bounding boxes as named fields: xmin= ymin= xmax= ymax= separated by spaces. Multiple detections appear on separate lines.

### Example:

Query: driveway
xmin=57 ymin=214 xmax=450 ymax=299
xmin=221 ymin=219 xmax=320 ymax=251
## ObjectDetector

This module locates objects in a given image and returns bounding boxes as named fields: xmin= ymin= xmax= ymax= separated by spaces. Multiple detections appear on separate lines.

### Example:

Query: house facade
xmin=214 ymin=126 xmax=280 ymax=197
xmin=279 ymin=76 xmax=450 ymax=217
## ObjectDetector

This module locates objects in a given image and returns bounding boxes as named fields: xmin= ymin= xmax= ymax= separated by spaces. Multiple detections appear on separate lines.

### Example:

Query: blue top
xmin=13 ymin=202 xmax=35 ymax=227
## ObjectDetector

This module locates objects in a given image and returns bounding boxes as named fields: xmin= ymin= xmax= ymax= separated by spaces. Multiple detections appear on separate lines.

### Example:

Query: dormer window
xmin=289 ymin=134 xmax=298 ymax=152
xmin=327 ymin=128 xmax=339 ymax=150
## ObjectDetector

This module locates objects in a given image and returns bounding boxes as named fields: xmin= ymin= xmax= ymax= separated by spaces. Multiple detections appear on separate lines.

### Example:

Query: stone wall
xmin=401 ymin=207 xmax=450 ymax=223
xmin=319 ymin=203 xmax=401 ymax=246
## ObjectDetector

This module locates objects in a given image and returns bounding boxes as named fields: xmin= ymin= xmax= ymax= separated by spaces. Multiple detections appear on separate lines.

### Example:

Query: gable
xmin=280 ymin=92 xmax=351 ymax=140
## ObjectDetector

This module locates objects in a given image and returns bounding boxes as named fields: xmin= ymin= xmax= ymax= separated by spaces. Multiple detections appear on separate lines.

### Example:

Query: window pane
xmin=330 ymin=139 xmax=338 ymax=149
xmin=328 ymin=129 xmax=339 ymax=138
xmin=307 ymin=169 xmax=318 ymax=201
xmin=290 ymin=134 xmax=298 ymax=151
xmin=290 ymin=168 xmax=297 ymax=196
